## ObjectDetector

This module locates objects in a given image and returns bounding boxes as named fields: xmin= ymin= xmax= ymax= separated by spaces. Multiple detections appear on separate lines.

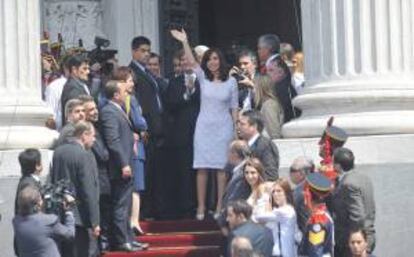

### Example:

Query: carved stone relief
xmin=43 ymin=0 xmax=106 ymax=49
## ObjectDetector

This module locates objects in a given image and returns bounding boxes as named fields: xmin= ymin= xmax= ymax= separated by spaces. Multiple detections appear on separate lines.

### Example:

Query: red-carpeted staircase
xmin=103 ymin=219 xmax=225 ymax=257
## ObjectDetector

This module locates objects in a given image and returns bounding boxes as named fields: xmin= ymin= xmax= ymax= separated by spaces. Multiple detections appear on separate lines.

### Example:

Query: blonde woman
xmin=292 ymin=52 xmax=305 ymax=94
xmin=254 ymin=75 xmax=284 ymax=139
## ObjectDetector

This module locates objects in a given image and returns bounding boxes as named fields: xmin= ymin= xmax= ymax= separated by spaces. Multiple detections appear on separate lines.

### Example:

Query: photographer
xmin=229 ymin=49 xmax=258 ymax=111
xmin=13 ymin=186 xmax=75 ymax=257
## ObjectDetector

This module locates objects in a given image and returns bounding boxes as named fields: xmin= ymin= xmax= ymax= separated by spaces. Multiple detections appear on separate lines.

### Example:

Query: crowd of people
xmin=12 ymin=28 xmax=377 ymax=257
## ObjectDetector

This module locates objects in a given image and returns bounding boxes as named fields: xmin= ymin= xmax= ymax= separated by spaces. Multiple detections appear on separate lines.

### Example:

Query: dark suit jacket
xmin=217 ymin=162 xmax=251 ymax=227
xmin=164 ymin=74 xmax=200 ymax=147
xmin=228 ymin=221 xmax=274 ymax=257
xmin=250 ymin=135 xmax=280 ymax=181
xmin=13 ymin=212 xmax=75 ymax=257
xmin=51 ymin=141 xmax=100 ymax=228
xmin=100 ymin=101 xmax=134 ymax=179
xmin=60 ymin=77 xmax=90 ymax=124
xmin=91 ymin=126 xmax=110 ymax=195
xmin=293 ymin=181 xmax=310 ymax=234
xmin=129 ymin=61 xmax=163 ymax=137
xmin=14 ymin=175 xmax=42 ymax=214
xmin=332 ymin=170 xmax=376 ymax=252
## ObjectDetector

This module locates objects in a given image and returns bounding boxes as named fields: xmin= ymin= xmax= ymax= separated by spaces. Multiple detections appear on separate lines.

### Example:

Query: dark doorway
xmin=199 ymin=0 xmax=301 ymax=50
xmin=159 ymin=0 xmax=301 ymax=74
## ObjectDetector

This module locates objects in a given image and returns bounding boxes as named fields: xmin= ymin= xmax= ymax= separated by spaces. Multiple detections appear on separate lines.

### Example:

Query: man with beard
xmin=78 ymin=95 xmax=111 ymax=251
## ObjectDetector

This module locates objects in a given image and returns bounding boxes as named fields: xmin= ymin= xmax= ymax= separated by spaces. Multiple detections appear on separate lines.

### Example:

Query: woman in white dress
xmin=255 ymin=178 xmax=301 ymax=257
xmin=243 ymin=158 xmax=273 ymax=219
xmin=171 ymin=29 xmax=239 ymax=220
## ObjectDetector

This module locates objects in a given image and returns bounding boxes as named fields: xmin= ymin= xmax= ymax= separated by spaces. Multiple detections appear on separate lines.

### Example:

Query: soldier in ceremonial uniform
xmin=300 ymin=173 xmax=334 ymax=257
xmin=318 ymin=118 xmax=348 ymax=182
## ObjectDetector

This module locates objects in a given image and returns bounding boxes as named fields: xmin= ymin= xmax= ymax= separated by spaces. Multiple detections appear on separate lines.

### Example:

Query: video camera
xmin=41 ymin=180 xmax=76 ymax=218
xmin=88 ymin=36 xmax=118 ymax=75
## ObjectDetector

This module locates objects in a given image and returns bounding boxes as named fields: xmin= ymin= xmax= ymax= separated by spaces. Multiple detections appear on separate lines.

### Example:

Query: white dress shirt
xmin=44 ymin=76 xmax=67 ymax=131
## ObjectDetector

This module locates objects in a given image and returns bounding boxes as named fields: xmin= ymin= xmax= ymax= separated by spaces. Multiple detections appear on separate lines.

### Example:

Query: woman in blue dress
xmin=171 ymin=29 xmax=239 ymax=220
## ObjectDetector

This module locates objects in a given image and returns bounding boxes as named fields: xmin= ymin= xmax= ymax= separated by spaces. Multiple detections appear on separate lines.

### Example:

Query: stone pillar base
xmin=282 ymin=87 xmax=414 ymax=138
xmin=0 ymin=98 xmax=58 ymax=150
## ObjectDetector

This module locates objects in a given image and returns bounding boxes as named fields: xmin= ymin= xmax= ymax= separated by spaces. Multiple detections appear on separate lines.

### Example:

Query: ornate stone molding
xmin=43 ymin=0 xmax=106 ymax=49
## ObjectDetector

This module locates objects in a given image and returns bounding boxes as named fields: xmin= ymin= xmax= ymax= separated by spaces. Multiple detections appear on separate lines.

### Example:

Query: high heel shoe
xmin=213 ymin=211 xmax=221 ymax=220
xmin=195 ymin=209 xmax=205 ymax=220
xmin=132 ymin=225 xmax=145 ymax=236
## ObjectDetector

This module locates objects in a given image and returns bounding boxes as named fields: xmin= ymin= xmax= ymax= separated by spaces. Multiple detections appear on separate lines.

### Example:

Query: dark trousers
xmin=141 ymin=137 xmax=170 ymax=219
xmin=61 ymin=226 xmax=98 ymax=257
xmin=111 ymin=178 xmax=134 ymax=245
xmin=99 ymin=194 xmax=112 ymax=247
xmin=176 ymin=145 xmax=196 ymax=217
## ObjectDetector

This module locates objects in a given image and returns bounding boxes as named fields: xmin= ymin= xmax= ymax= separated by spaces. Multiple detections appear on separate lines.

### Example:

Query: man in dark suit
xmin=14 ymin=148 xmax=43 ymax=214
xmin=238 ymin=110 xmax=279 ymax=181
xmin=100 ymin=81 xmax=143 ymax=251
xmin=53 ymin=98 xmax=85 ymax=148
xmin=331 ymin=147 xmax=376 ymax=257
xmin=129 ymin=36 xmax=165 ymax=219
xmin=51 ymin=121 xmax=100 ymax=257
xmin=79 ymin=95 xmax=111 ymax=251
xmin=14 ymin=148 xmax=43 ymax=256
xmin=226 ymin=200 xmax=274 ymax=257
xmin=13 ymin=186 xmax=75 ymax=257
xmin=61 ymin=54 xmax=91 ymax=125
xmin=217 ymin=140 xmax=251 ymax=232
xmin=163 ymin=51 xmax=200 ymax=218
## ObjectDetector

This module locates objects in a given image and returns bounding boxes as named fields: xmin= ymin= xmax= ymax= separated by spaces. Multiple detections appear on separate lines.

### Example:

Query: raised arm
xmin=171 ymin=29 xmax=198 ymax=70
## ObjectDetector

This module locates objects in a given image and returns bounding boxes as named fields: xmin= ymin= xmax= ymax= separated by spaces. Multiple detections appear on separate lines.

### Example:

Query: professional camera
xmin=231 ymin=69 xmax=248 ymax=82
xmin=88 ymin=36 xmax=118 ymax=75
xmin=41 ymin=180 xmax=76 ymax=218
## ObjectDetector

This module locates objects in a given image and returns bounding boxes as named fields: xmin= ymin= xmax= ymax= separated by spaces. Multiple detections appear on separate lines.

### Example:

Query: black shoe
xmin=132 ymin=240 xmax=149 ymax=250
xmin=99 ymin=241 xmax=110 ymax=252
xmin=115 ymin=243 xmax=143 ymax=252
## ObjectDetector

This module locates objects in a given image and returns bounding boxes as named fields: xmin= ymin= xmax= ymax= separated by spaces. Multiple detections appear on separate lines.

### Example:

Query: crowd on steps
xmin=12 ymin=28 xmax=376 ymax=257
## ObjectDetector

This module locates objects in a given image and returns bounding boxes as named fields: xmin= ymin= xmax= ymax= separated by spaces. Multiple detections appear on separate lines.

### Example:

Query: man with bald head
xmin=231 ymin=236 xmax=253 ymax=257
xmin=290 ymin=156 xmax=315 ymax=233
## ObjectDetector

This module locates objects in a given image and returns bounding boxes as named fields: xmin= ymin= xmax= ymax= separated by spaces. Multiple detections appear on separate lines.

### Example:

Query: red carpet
xmin=103 ymin=219 xmax=225 ymax=257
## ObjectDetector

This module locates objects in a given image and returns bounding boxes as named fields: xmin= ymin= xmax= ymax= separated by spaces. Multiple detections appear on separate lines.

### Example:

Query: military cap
xmin=325 ymin=126 xmax=348 ymax=143
xmin=306 ymin=173 xmax=332 ymax=194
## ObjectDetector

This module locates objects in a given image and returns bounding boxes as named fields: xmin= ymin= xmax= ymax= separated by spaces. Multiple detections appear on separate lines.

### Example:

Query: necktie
xmin=145 ymin=69 xmax=163 ymax=112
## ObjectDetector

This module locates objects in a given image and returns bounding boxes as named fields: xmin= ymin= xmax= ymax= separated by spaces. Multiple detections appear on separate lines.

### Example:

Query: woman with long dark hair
xmin=171 ymin=29 xmax=238 ymax=220
xmin=266 ymin=56 xmax=301 ymax=123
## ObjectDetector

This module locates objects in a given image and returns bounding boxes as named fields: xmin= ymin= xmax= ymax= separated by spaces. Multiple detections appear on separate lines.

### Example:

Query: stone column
xmin=0 ymin=0 xmax=57 ymax=151
xmin=282 ymin=0 xmax=414 ymax=138
xmin=102 ymin=0 xmax=160 ymax=65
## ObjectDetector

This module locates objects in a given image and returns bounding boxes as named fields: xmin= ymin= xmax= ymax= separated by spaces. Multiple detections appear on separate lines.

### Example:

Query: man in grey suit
xmin=100 ymin=81 xmax=143 ymax=251
xmin=51 ymin=121 xmax=100 ymax=257
xmin=13 ymin=186 xmax=75 ymax=257
xmin=226 ymin=200 xmax=274 ymax=257
xmin=238 ymin=110 xmax=279 ymax=181
xmin=332 ymin=147 xmax=376 ymax=257
xmin=290 ymin=156 xmax=315 ymax=234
